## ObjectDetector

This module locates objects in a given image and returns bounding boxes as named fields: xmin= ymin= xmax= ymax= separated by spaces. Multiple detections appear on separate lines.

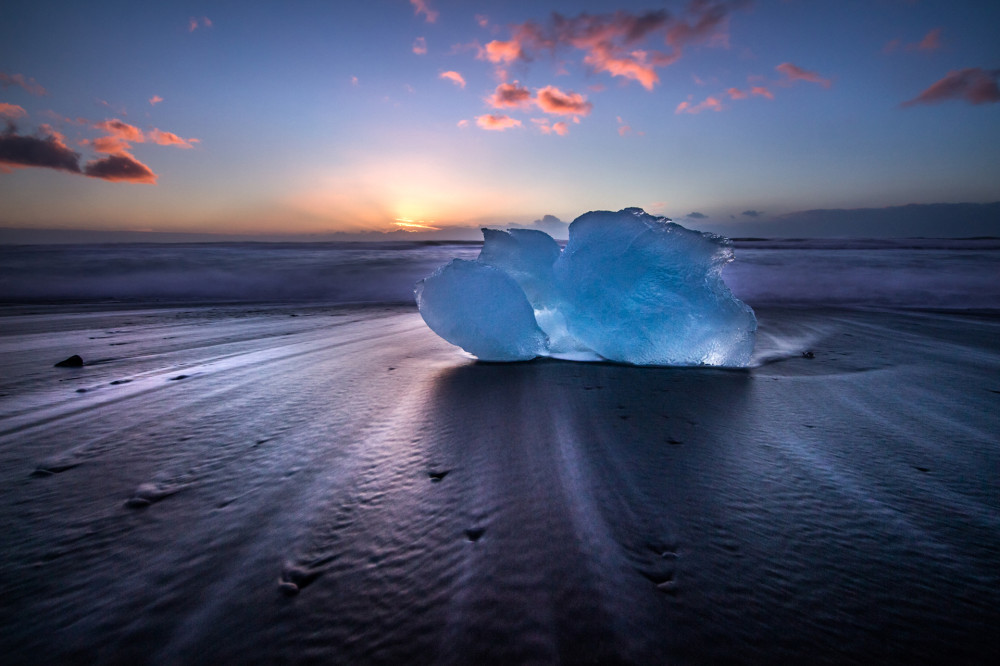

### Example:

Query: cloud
xmin=534 ymin=118 xmax=570 ymax=135
xmin=0 ymin=124 xmax=81 ymax=174
xmin=582 ymin=44 xmax=670 ymax=90
xmin=535 ymin=85 xmax=592 ymax=115
xmin=90 ymin=119 xmax=145 ymax=154
xmin=457 ymin=119 xmax=470 ymax=128
xmin=885 ymin=28 xmax=943 ymax=53
xmin=487 ymin=81 xmax=532 ymax=108
xmin=713 ymin=203 xmax=1000 ymax=239
xmin=675 ymin=95 xmax=723 ymax=114
xmin=0 ymin=103 xmax=27 ymax=119
xmin=0 ymin=72 xmax=46 ymax=96
xmin=409 ymin=0 xmax=438 ymax=23
xmin=476 ymin=114 xmax=521 ymax=131
xmin=687 ymin=212 xmax=708 ymax=219
xmin=901 ymin=67 xmax=1000 ymax=107
xmin=149 ymin=95 xmax=164 ymax=106
xmin=882 ymin=38 xmax=901 ymax=54
xmin=741 ymin=209 xmax=762 ymax=217
xmin=917 ymin=28 xmax=942 ymax=51
xmin=83 ymin=153 xmax=157 ymax=184
xmin=0 ymin=122 xmax=168 ymax=184
xmin=476 ymin=14 xmax=490 ymax=29
xmin=616 ymin=115 xmax=631 ymax=136
xmin=439 ymin=71 xmax=466 ymax=88
xmin=475 ymin=5 xmax=747 ymax=90
xmin=481 ymin=40 xmax=524 ymax=65
xmin=148 ymin=129 xmax=197 ymax=148
xmin=727 ymin=85 xmax=774 ymax=101
xmin=413 ymin=37 xmax=427 ymax=55
xmin=351 ymin=75 xmax=359 ymax=87
xmin=513 ymin=214 xmax=569 ymax=238
xmin=82 ymin=117 xmax=197 ymax=169
xmin=776 ymin=62 xmax=832 ymax=88
xmin=188 ymin=16 xmax=212 ymax=32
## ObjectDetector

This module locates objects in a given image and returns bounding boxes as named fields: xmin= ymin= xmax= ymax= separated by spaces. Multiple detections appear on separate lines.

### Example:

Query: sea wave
xmin=1 ymin=240 xmax=997 ymax=308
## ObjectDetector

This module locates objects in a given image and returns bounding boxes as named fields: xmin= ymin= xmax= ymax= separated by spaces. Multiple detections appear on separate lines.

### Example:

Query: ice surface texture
xmin=415 ymin=208 xmax=757 ymax=366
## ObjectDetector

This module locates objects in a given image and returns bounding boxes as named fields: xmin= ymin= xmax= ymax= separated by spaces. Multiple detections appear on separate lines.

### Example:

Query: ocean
xmin=2 ymin=237 xmax=998 ymax=308
xmin=1 ymin=237 xmax=998 ymax=664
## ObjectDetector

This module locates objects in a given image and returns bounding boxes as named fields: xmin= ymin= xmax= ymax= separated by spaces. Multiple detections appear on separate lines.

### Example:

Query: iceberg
xmin=415 ymin=207 xmax=757 ymax=366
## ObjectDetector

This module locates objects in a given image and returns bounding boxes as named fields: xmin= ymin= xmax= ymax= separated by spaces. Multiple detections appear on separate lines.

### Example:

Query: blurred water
xmin=0 ymin=238 xmax=997 ymax=308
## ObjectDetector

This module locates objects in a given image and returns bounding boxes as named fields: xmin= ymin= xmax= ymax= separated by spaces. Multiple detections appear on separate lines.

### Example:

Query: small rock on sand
xmin=55 ymin=355 xmax=84 ymax=368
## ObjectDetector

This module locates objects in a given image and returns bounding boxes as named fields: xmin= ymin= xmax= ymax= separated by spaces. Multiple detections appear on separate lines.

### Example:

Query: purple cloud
xmin=902 ymin=67 xmax=1000 ymax=107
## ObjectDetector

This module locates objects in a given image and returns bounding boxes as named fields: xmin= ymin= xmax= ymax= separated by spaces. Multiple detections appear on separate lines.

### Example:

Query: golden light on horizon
xmin=393 ymin=218 xmax=441 ymax=231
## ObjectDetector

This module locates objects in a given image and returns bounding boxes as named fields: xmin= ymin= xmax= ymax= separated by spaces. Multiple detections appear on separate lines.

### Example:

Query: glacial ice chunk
xmin=415 ymin=208 xmax=757 ymax=366
xmin=415 ymin=259 xmax=548 ymax=361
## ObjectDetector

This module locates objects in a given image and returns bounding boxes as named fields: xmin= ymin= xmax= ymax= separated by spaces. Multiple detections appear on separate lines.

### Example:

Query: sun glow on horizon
xmin=394 ymin=218 xmax=441 ymax=231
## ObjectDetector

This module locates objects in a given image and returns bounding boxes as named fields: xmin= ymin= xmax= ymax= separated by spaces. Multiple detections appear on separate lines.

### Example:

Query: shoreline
xmin=0 ymin=303 xmax=997 ymax=663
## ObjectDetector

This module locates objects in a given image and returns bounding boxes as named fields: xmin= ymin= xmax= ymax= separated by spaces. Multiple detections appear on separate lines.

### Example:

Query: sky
xmin=1 ymin=0 xmax=998 ymax=238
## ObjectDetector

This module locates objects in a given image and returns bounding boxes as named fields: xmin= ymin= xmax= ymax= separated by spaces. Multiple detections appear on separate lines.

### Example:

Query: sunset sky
xmin=1 ymin=0 xmax=998 ymax=237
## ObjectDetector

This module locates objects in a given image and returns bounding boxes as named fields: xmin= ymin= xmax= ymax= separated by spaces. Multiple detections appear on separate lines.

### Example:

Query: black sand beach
xmin=0 ymin=303 xmax=998 ymax=664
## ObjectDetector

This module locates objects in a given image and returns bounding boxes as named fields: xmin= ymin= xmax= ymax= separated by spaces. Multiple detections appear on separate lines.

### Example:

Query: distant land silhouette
xmin=1 ymin=202 xmax=997 ymax=243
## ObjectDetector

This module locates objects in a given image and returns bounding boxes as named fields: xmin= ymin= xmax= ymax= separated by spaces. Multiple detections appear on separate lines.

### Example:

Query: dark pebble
xmin=54 ymin=355 xmax=84 ymax=368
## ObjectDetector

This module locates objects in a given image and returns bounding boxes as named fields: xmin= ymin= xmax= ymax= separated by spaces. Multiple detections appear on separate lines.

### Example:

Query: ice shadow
xmin=418 ymin=358 xmax=753 ymax=663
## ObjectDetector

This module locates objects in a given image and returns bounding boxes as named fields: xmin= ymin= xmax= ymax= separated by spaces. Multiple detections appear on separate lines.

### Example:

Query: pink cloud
xmin=535 ymin=85 xmax=592 ymax=116
xmin=188 ymin=16 xmax=212 ymax=32
xmin=481 ymin=40 xmax=524 ymax=65
xmin=149 ymin=95 xmax=164 ymax=106
xmin=413 ymin=37 xmax=427 ymax=55
xmin=487 ymin=82 xmax=532 ymax=109
xmin=439 ymin=71 xmax=466 ymax=88
xmin=666 ymin=1 xmax=744 ymax=49
xmin=886 ymin=28 xmax=943 ymax=53
xmin=0 ymin=72 xmax=46 ymax=96
xmin=476 ymin=14 xmax=490 ymax=29
xmin=902 ymin=67 xmax=1000 ymax=107
xmin=533 ymin=118 xmax=570 ymax=136
xmin=148 ymin=129 xmax=197 ymax=148
xmin=83 ymin=153 xmax=157 ymax=184
xmin=88 ymin=119 xmax=198 ymax=154
xmin=90 ymin=119 xmax=144 ymax=154
xmin=917 ymin=28 xmax=942 ymax=51
xmin=471 ymin=5 xmax=748 ymax=91
xmin=0 ymin=102 xmax=27 ymax=119
xmin=727 ymin=85 xmax=774 ymax=100
xmin=409 ymin=0 xmax=438 ymax=24
xmin=476 ymin=114 xmax=521 ymax=131
xmin=457 ymin=119 xmax=470 ymax=128
xmin=776 ymin=62 xmax=832 ymax=88
xmin=675 ymin=96 xmax=723 ymax=115
xmin=541 ymin=121 xmax=569 ymax=136
xmin=616 ymin=116 xmax=632 ymax=136
xmin=583 ymin=44 xmax=669 ymax=90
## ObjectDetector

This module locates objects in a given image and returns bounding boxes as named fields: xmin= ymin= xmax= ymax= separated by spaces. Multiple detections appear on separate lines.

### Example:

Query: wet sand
xmin=0 ymin=303 xmax=998 ymax=664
